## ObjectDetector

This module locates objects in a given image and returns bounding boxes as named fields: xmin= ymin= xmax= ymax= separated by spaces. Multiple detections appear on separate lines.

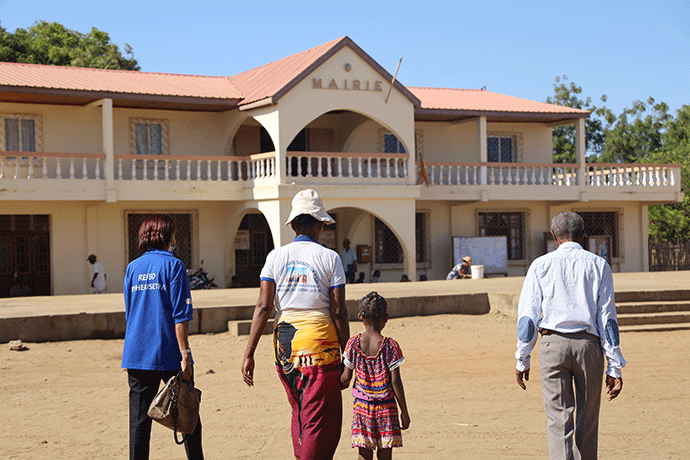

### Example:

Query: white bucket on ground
xmin=471 ymin=265 xmax=484 ymax=279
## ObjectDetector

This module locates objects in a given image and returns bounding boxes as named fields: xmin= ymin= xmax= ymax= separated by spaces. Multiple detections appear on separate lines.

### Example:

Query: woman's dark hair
xmin=138 ymin=214 xmax=176 ymax=252
xmin=359 ymin=291 xmax=388 ymax=321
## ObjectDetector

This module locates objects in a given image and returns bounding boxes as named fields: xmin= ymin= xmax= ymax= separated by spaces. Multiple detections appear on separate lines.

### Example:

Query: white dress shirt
xmin=341 ymin=247 xmax=357 ymax=270
xmin=515 ymin=242 xmax=626 ymax=378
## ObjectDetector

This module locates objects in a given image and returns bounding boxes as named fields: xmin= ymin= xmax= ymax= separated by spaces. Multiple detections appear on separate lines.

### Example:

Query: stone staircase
xmin=617 ymin=290 xmax=690 ymax=332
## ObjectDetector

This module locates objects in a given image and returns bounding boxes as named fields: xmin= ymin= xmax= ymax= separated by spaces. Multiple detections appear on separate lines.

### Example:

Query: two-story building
xmin=0 ymin=36 xmax=682 ymax=296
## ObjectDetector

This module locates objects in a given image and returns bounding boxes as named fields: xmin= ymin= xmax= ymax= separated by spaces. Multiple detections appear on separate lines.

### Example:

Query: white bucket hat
xmin=285 ymin=189 xmax=335 ymax=226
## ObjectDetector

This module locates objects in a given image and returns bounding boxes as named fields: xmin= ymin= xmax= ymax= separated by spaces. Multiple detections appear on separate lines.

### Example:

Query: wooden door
xmin=0 ymin=215 xmax=51 ymax=297
xmin=234 ymin=214 xmax=274 ymax=288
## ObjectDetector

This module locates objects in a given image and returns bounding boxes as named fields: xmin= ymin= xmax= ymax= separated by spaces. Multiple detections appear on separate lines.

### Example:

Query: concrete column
xmin=253 ymin=109 xmax=285 ymax=185
xmin=641 ymin=204 xmax=649 ymax=272
xmin=85 ymin=206 xmax=98 ymax=294
xmin=478 ymin=116 xmax=488 ymax=162
xmin=478 ymin=116 xmax=487 ymax=185
xmin=576 ymin=117 xmax=586 ymax=186
xmin=257 ymin=198 xmax=294 ymax=249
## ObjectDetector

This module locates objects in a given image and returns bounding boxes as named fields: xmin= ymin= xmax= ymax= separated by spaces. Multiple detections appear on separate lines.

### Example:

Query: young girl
xmin=341 ymin=292 xmax=410 ymax=460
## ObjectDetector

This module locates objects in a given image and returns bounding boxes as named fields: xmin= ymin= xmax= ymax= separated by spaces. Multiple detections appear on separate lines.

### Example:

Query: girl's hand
xmin=400 ymin=411 xmax=410 ymax=430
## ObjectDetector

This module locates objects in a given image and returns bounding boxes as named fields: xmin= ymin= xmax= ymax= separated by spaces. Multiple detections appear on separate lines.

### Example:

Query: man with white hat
xmin=242 ymin=189 xmax=349 ymax=460
xmin=446 ymin=255 xmax=473 ymax=279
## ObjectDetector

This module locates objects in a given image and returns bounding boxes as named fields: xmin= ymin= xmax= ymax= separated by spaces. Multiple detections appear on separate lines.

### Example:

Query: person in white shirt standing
xmin=341 ymin=239 xmax=357 ymax=284
xmin=87 ymin=254 xmax=107 ymax=294
xmin=515 ymin=212 xmax=625 ymax=460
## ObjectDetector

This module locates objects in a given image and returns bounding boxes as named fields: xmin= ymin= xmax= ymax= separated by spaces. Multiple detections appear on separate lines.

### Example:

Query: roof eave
xmin=0 ymin=85 xmax=242 ymax=111
xmin=414 ymin=108 xmax=590 ymax=123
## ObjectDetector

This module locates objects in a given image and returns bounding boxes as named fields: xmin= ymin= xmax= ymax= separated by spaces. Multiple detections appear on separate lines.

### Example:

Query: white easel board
xmin=453 ymin=236 xmax=508 ymax=275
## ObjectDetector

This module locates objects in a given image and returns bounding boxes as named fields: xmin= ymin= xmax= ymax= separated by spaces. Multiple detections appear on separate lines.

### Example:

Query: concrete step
xmin=616 ymin=301 xmax=690 ymax=314
xmin=228 ymin=319 xmax=274 ymax=336
xmin=620 ymin=323 xmax=690 ymax=333
xmin=617 ymin=311 xmax=690 ymax=326
xmin=615 ymin=290 xmax=690 ymax=303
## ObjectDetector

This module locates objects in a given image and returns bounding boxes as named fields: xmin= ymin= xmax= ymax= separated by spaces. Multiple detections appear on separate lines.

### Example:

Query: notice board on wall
xmin=452 ymin=236 xmax=508 ymax=275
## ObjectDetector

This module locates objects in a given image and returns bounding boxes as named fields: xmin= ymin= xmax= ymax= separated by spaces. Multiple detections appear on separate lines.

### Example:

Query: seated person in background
xmin=446 ymin=256 xmax=473 ymax=280
xmin=9 ymin=274 xmax=31 ymax=297
xmin=355 ymin=272 xmax=366 ymax=283
xmin=371 ymin=270 xmax=381 ymax=283
xmin=400 ymin=274 xmax=411 ymax=282
xmin=419 ymin=274 xmax=428 ymax=281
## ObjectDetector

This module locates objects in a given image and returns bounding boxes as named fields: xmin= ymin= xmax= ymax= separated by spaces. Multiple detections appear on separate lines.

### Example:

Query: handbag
xmin=147 ymin=372 xmax=202 ymax=445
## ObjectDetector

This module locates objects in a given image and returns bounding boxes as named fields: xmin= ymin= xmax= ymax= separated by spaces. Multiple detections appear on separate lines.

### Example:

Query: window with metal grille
xmin=131 ymin=119 xmax=167 ymax=155
xmin=127 ymin=213 xmax=192 ymax=268
xmin=415 ymin=212 xmax=429 ymax=263
xmin=374 ymin=217 xmax=403 ymax=264
xmin=383 ymin=133 xmax=406 ymax=154
xmin=488 ymin=136 xmax=513 ymax=162
xmin=477 ymin=212 xmax=524 ymax=260
xmin=579 ymin=211 xmax=619 ymax=258
xmin=3 ymin=116 xmax=37 ymax=152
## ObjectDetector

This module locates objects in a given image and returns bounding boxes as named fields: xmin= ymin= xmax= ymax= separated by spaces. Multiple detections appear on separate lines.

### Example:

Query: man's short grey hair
xmin=551 ymin=212 xmax=584 ymax=241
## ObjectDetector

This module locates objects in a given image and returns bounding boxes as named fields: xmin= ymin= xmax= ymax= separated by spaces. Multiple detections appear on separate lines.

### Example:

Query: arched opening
xmin=286 ymin=110 xmax=409 ymax=177
xmin=232 ymin=118 xmax=275 ymax=156
xmin=233 ymin=212 xmax=274 ymax=288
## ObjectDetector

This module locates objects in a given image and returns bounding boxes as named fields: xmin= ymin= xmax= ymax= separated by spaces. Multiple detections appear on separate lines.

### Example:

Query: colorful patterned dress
xmin=343 ymin=334 xmax=405 ymax=449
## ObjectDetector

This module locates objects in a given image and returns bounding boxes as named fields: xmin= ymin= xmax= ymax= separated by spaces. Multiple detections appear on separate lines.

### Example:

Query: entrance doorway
xmin=235 ymin=214 xmax=274 ymax=287
xmin=0 ymin=215 xmax=51 ymax=297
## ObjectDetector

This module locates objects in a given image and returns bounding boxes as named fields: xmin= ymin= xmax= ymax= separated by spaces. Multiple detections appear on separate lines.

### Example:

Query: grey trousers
xmin=539 ymin=331 xmax=604 ymax=460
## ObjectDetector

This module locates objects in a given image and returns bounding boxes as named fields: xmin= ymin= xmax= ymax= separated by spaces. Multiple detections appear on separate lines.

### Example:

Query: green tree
xmin=648 ymin=104 xmax=690 ymax=243
xmin=598 ymin=97 xmax=671 ymax=164
xmin=547 ymin=75 xmax=610 ymax=163
xmin=0 ymin=20 xmax=139 ymax=70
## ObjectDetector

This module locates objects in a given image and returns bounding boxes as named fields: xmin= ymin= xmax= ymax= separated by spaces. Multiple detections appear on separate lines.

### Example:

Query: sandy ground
xmin=1 ymin=312 xmax=688 ymax=460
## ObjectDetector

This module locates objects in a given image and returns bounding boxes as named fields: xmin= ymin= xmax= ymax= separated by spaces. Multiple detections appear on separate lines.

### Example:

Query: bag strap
xmin=171 ymin=372 xmax=192 ymax=445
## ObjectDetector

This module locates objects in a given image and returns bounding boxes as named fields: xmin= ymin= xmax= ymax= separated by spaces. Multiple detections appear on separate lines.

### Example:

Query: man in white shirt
xmin=340 ymin=239 xmax=357 ymax=284
xmin=515 ymin=212 xmax=625 ymax=460
xmin=87 ymin=254 xmax=107 ymax=294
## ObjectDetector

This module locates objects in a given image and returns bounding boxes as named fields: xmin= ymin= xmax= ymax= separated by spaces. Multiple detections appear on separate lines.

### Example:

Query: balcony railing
xmin=113 ymin=152 xmax=275 ymax=181
xmin=417 ymin=161 xmax=679 ymax=187
xmin=0 ymin=151 xmax=275 ymax=181
xmin=286 ymin=152 xmax=409 ymax=181
xmin=0 ymin=152 xmax=106 ymax=179
xmin=0 ymin=151 xmax=678 ymax=191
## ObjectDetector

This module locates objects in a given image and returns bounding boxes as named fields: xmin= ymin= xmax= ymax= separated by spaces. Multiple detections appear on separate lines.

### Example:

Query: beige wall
xmin=6 ymin=200 xmax=245 ymax=296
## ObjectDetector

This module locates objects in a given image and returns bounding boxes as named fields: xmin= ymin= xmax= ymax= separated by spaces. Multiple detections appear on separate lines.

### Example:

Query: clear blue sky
xmin=1 ymin=0 xmax=689 ymax=116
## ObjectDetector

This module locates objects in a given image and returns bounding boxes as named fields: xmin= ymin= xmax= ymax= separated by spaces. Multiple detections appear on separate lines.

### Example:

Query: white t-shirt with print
xmin=260 ymin=237 xmax=346 ymax=312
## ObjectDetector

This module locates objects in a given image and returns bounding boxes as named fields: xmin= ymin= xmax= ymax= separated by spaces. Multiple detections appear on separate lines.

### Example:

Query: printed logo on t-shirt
xmin=277 ymin=261 xmax=319 ymax=294
xmin=131 ymin=272 xmax=166 ymax=293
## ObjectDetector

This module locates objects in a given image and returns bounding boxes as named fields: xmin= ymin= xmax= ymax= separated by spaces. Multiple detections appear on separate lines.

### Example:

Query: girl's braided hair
xmin=359 ymin=291 xmax=388 ymax=320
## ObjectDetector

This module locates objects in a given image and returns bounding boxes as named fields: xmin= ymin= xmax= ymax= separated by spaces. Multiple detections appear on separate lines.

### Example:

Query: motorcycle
xmin=188 ymin=261 xmax=217 ymax=290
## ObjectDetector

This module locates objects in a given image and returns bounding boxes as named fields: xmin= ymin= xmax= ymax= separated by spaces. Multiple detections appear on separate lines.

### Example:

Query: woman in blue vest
xmin=121 ymin=214 xmax=203 ymax=460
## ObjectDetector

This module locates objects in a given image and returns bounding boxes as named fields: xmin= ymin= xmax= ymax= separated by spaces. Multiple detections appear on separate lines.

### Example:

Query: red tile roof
xmin=229 ymin=37 xmax=344 ymax=106
xmin=0 ymin=37 xmax=585 ymax=120
xmin=0 ymin=61 xmax=242 ymax=100
xmin=410 ymin=87 xmax=589 ymax=116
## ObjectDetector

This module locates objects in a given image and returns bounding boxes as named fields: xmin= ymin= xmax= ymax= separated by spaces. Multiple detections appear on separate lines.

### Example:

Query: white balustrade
xmin=0 ymin=152 xmax=680 ymax=197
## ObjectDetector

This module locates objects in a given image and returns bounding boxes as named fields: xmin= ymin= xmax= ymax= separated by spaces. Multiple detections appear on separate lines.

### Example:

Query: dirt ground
xmin=1 ymin=312 xmax=688 ymax=459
